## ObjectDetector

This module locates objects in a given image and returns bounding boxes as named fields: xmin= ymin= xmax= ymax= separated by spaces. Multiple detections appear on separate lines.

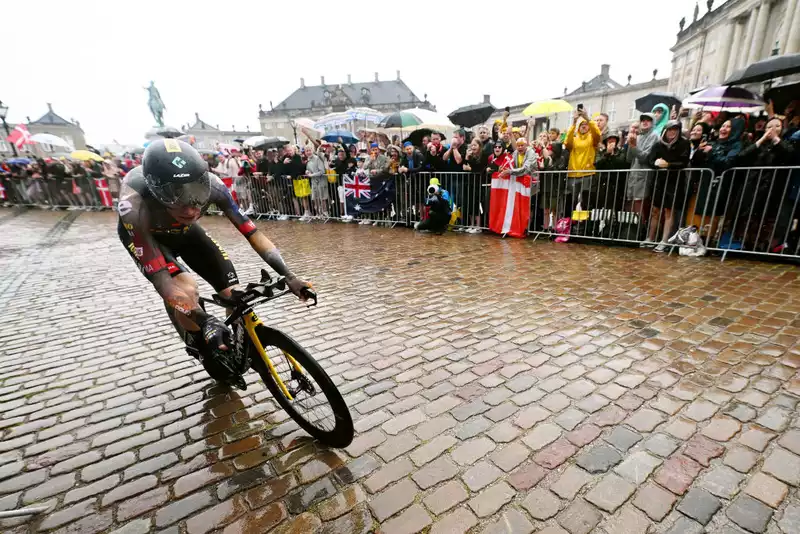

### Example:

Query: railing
xmin=4 ymin=166 xmax=800 ymax=262
xmin=0 ymin=175 xmax=119 ymax=210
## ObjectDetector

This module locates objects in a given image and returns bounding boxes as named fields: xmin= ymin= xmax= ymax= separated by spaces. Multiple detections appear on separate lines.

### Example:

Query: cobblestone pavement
xmin=2 ymin=207 xmax=800 ymax=534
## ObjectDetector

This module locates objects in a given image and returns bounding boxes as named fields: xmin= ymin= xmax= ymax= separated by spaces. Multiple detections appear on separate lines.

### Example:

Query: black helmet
xmin=143 ymin=139 xmax=210 ymax=207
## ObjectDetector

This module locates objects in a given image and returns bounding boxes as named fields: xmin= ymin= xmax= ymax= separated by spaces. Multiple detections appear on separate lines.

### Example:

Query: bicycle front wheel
xmin=249 ymin=325 xmax=354 ymax=448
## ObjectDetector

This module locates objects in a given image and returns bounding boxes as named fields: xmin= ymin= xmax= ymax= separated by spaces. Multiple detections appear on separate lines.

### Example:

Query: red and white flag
xmin=6 ymin=124 xmax=33 ymax=150
xmin=489 ymin=173 xmax=532 ymax=238
xmin=94 ymin=178 xmax=112 ymax=207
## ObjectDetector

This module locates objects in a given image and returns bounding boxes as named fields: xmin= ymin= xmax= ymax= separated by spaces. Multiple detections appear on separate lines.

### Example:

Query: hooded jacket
xmin=564 ymin=118 xmax=602 ymax=178
xmin=651 ymin=104 xmax=671 ymax=137
xmin=626 ymin=113 xmax=661 ymax=199
xmin=707 ymin=117 xmax=745 ymax=174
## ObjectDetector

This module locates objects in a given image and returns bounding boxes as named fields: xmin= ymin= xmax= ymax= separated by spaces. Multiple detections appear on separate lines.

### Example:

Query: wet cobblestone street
xmin=2 ymin=207 xmax=800 ymax=533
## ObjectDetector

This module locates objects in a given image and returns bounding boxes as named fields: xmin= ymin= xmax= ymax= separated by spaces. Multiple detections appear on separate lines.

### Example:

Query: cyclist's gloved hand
xmin=201 ymin=316 xmax=231 ymax=351
xmin=286 ymin=276 xmax=312 ymax=302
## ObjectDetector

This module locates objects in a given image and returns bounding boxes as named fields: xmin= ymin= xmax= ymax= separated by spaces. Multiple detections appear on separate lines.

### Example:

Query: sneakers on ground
xmin=639 ymin=239 xmax=655 ymax=248
xmin=653 ymin=243 xmax=668 ymax=253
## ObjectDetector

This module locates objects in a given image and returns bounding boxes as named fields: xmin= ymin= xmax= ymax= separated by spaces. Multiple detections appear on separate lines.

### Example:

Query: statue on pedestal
xmin=145 ymin=81 xmax=166 ymax=127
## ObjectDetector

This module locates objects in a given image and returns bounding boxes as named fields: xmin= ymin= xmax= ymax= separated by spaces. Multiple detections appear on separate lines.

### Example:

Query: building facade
xmin=668 ymin=0 xmax=800 ymax=97
xmin=485 ymin=65 xmax=669 ymax=136
xmin=259 ymin=71 xmax=435 ymax=139
xmin=182 ymin=113 xmax=254 ymax=151
xmin=1 ymin=104 xmax=86 ymax=157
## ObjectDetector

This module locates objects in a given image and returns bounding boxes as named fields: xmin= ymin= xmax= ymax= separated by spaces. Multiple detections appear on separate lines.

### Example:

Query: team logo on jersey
xmin=172 ymin=157 xmax=187 ymax=169
xmin=118 ymin=200 xmax=132 ymax=216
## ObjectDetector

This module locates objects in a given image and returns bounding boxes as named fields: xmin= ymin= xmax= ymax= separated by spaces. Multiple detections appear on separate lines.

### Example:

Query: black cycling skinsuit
xmin=117 ymin=166 xmax=256 ymax=291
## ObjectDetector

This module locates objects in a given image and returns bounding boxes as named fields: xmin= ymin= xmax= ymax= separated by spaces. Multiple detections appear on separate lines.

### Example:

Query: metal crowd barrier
xmin=6 ymin=166 xmax=800 ymax=262
xmin=525 ymin=168 xmax=714 ymax=246
xmin=0 ymin=175 xmax=119 ymax=210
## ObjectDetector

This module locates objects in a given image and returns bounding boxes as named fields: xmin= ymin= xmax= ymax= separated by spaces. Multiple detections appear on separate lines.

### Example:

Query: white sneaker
xmin=639 ymin=239 xmax=655 ymax=248
xmin=372 ymin=221 xmax=379 ymax=226
xmin=654 ymin=243 xmax=668 ymax=253
xmin=277 ymin=215 xmax=289 ymax=221
xmin=470 ymin=228 xmax=482 ymax=234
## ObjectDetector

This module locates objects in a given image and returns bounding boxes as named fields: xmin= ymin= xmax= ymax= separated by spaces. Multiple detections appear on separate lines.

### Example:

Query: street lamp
xmin=0 ymin=100 xmax=18 ymax=156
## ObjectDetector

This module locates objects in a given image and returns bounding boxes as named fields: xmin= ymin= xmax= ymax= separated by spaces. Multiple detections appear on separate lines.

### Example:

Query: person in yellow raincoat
xmin=563 ymin=109 xmax=602 ymax=212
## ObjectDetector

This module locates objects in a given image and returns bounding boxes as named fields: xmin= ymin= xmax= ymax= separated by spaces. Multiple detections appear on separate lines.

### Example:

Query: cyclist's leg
xmin=173 ymin=224 xmax=240 ymax=301
xmin=117 ymin=220 xmax=200 ymax=349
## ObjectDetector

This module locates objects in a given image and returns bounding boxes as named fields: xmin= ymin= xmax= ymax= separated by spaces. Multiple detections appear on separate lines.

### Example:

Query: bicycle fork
xmin=243 ymin=311 xmax=306 ymax=401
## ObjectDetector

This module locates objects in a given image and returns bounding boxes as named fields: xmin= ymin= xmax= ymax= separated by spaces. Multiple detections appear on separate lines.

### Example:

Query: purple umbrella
xmin=682 ymin=85 xmax=763 ymax=112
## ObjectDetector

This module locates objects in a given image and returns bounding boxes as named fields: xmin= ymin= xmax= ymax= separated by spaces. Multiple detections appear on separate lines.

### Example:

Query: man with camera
xmin=414 ymin=177 xmax=452 ymax=234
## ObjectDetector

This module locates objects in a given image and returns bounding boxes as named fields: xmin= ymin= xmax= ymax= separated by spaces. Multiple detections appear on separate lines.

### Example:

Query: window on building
xmin=609 ymin=102 xmax=616 ymax=123
xmin=686 ymin=47 xmax=697 ymax=65
xmin=629 ymin=102 xmax=637 ymax=121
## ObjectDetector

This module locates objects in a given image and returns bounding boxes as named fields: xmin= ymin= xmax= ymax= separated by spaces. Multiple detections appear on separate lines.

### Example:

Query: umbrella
xmin=253 ymin=136 xmax=290 ymax=150
xmin=522 ymin=99 xmax=573 ymax=117
xmin=313 ymin=108 xmax=384 ymax=130
xmin=29 ymin=133 xmax=72 ymax=148
xmin=402 ymin=129 xmax=445 ymax=147
xmin=129 ymin=146 xmax=145 ymax=155
xmin=635 ymin=92 xmax=682 ymax=113
xmin=6 ymin=157 xmax=32 ymax=165
xmin=381 ymin=108 xmax=456 ymax=132
xmin=378 ymin=111 xmax=423 ymax=129
xmin=217 ymin=143 xmax=240 ymax=153
xmin=682 ymin=85 xmax=764 ymax=112
xmin=724 ymin=53 xmax=800 ymax=85
xmin=243 ymin=135 xmax=269 ymax=147
xmin=322 ymin=130 xmax=358 ymax=144
xmin=155 ymin=126 xmax=183 ymax=139
xmin=765 ymin=81 xmax=800 ymax=115
xmin=447 ymin=102 xmax=496 ymax=128
xmin=70 ymin=150 xmax=104 ymax=162
xmin=197 ymin=149 xmax=218 ymax=155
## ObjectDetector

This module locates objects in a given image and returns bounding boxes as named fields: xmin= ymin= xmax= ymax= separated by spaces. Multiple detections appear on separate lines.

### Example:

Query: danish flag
xmin=6 ymin=124 xmax=33 ymax=150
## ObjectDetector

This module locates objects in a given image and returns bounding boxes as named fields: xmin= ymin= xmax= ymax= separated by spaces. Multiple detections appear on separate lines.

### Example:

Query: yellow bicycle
xmin=200 ymin=270 xmax=354 ymax=447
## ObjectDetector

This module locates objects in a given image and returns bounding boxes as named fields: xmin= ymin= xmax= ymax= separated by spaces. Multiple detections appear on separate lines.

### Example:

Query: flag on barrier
xmin=94 ymin=178 xmax=113 ymax=207
xmin=489 ymin=174 xmax=531 ymax=238
xmin=346 ymin=174 xmax=396 ymax=214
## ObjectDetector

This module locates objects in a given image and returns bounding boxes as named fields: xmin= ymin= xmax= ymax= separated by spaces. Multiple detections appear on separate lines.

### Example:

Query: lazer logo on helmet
xmin=172 ymin=157 xmax=187 ymax=169
xmin=173 ymin=173 xmax=190 ymax=178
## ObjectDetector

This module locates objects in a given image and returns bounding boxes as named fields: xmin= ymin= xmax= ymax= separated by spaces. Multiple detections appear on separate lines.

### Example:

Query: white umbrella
xmin=30 ymin=133 xmax=72 ymax=148
xmin=243 ymin=135 xmax=269 ymax=147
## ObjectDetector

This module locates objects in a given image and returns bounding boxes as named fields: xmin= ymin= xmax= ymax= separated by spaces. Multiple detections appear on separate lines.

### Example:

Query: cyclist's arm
xmin=119 ymin=188 xmax=210 ymax=325
xmin=214 ymin=179 xmax=297 ymax=280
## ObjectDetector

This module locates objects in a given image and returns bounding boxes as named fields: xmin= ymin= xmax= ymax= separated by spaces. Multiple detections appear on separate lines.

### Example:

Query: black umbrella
xmin=765 ymin=81 xmax=800 ymax=115
xmin=635 ymin=92 xmax=682 ymax=112
xmin=447 ymin=102 xmax=496 ymax=128
xmin=725 ymin=53 xmax=800 ymax=85
xmin=402 ymin=129 xmax=445 ymax=147
xmin=155 ymin=126 xmax=183 ymax=139
xmin=253 ymin=136 xmax=290 ymax=150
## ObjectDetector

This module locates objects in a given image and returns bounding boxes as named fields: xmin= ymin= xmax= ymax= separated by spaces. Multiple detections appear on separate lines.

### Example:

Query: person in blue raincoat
xmin=651 ymin=103 xmax=671 ymax=137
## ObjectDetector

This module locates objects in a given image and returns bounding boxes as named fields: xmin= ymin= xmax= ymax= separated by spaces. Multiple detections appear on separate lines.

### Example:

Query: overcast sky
xmin=3 ymin=0 xmax=708 ymax=145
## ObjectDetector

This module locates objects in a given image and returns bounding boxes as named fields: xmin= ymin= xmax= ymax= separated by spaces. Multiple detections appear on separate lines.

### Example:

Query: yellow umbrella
xmin=522 ymin=99 xmax=573 ymax=117
xmin=71 ymin=150 xmax=104 ymax=162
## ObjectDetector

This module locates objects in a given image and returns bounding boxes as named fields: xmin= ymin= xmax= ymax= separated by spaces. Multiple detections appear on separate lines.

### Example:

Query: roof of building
xmin=189 ymin=113 xmax=218 ymax=131
xmin=566 ymin=73 xmax=624 ymax=97
xmin=29 ymin=104 xmax=74 ymax=126
xmin=274 ymin=77 xmax=424 ymax=111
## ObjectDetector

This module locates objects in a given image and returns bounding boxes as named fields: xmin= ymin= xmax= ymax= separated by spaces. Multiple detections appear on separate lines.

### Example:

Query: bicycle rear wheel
xmin=249 ymin=325 xmax=354 ymax=447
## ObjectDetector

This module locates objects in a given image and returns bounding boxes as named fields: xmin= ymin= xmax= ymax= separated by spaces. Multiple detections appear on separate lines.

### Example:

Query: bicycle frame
xmin=241 ymin=309 xmax=303 ymax=401
xmin=199 ymin=269 xmax=317 ymax=401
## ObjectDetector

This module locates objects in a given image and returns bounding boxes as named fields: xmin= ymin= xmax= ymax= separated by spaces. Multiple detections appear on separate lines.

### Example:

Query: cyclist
xmin=117 ymin=139 xmax=310 ymax=382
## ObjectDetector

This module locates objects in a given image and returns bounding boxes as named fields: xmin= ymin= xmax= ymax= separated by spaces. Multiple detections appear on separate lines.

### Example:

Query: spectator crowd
xmin=2 ymin=98 xmax=799 ymax=255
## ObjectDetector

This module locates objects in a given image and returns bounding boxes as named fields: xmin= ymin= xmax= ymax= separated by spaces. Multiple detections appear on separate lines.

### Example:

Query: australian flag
xmin=345 ymin=171 xmax=396 ymax=214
